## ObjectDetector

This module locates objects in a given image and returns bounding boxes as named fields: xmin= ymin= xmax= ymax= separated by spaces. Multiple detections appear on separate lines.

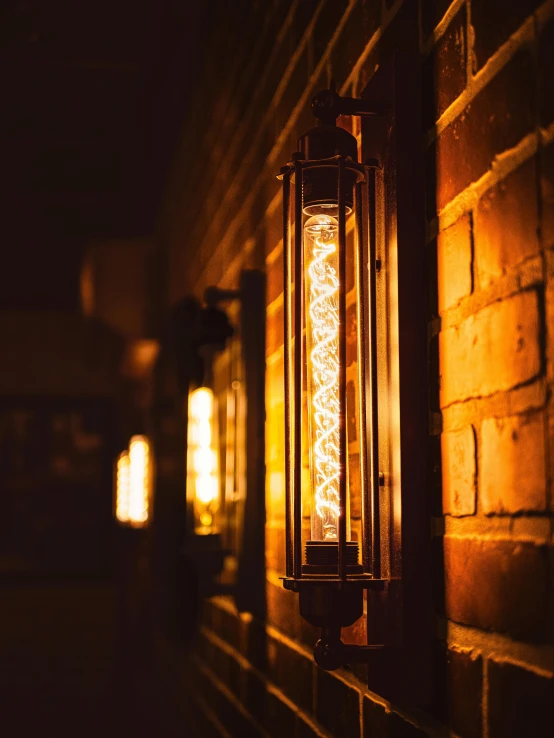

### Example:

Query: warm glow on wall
xmin=115 ymin=450 xmax=131 ymax=524
xmin=187 ymin=387 xmax=220 ymax=534
xmin=128 ymin=435 xmax=152 ymax=527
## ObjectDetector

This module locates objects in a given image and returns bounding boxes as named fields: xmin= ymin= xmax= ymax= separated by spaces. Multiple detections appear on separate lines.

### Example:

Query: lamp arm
xmin=313 ymin=626 xmax=384 ymax=671
xmin=311 ymin=88 xmax=389 ymax=125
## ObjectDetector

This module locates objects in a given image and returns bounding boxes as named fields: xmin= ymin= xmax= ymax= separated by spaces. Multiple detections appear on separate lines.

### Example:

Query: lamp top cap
xmin=297 ymin=123 xmax=358 ymax=162
xmin=311 ymin=87 xmax=342 ymax=125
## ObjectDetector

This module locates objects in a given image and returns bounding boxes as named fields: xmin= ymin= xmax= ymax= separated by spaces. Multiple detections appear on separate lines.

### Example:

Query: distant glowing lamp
xmin=279 ymin=88 xmax=386 ymax=670
xmin=115 ymin=450 xmax=131 ymax=524
xmin=128 ymin=435 xmax=152 ymax=528
xmin=187 ymin=387 xmax=220 ymax=535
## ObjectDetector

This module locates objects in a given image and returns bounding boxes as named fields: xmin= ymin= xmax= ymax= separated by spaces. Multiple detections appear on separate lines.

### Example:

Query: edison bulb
xmin=304 ymin=213 xmax=341 ymax=541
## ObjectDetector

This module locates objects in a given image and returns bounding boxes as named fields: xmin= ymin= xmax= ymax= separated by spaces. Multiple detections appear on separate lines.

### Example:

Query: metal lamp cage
xmin=280 ymin=151 xmax=383 ymax=591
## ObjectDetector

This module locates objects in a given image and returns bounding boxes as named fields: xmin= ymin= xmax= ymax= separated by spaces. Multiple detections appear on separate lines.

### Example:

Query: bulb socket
xmin=298 ymin=124 xmax=358 ymax=215
xmin=303 ymin=541 xmax=363 ymax=575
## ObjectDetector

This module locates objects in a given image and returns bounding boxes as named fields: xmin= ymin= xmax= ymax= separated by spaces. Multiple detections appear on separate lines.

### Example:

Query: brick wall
xmin=155 ymin=1 xmax=554 ymax=736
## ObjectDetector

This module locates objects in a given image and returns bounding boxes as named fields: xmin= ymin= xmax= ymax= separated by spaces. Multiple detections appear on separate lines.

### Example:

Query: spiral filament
xmin=305 ymin=214 xmax=341 ymax=541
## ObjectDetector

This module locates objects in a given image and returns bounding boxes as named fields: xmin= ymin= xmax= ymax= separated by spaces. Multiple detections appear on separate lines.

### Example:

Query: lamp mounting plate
xmin=311 ymin=87 xmax=389 ymax=125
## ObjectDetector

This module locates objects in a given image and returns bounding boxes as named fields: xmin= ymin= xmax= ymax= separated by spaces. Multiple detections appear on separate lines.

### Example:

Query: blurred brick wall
xmin=155 ymin=1 xmax=554 ymax=736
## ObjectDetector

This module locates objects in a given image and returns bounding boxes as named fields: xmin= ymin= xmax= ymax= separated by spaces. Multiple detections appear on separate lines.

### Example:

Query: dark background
xmin=1 ymin=0 xmax=209 ymax=310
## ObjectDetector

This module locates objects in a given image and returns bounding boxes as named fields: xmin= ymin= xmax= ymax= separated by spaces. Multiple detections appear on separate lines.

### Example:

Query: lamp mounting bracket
xmin=314 ymin=627 xmax=384 ymax=671
xmin=311 ymin=87 xmax=388 ymax=126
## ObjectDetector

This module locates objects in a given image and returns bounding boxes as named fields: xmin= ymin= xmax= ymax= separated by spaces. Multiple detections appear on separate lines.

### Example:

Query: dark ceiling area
xmin=1 ymin=0 xmax=208 ymax=310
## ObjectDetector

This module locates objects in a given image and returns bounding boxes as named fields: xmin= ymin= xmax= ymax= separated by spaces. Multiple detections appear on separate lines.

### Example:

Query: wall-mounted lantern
xmin=115 ymin=435 xmax=153 ymax=529
xmin=279 ymin=88 xmax=387 ymax=670
xmin=181 ymin=301 xmax=234 ymax=594
xmin=203 ymin=270 xmax=266 ymax=615
xmin=172 ymin=270 xmax=265 ymax=609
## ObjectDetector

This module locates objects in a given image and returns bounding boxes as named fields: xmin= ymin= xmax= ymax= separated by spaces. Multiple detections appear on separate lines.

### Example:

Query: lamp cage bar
xmin=293 ymin=159 xmax=304 ymax=579
xmin=283 ymin=169 xmax=294 ymax=578
xmin=354 ymin=180 xmax=371 ymax=573
xmin=337 ymin=156 xmax=348 ymax=580
xmin=367 ymin=166 xmax=381 ymax=578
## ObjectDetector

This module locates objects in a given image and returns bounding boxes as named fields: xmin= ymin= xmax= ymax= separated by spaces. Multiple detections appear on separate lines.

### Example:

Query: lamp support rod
xmin=314 ymin=626 xmax=384 ymax=671
xmin=311 ymin=88 xmax=388 ymax=126
xmin=204 ymin=286 xmax=241 ymax=307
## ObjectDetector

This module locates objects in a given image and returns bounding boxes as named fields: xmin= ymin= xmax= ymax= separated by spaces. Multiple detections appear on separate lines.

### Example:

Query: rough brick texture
xmin=474 ymin=157 xmax=539 ymax=287
xmin=488 ymin=660 xmax=554 ymax=738
xmin=480 ymin=411 xmax=547 ymax=514
xmin=435 ymin=49 xmax=535 ymax=211
xmin=439 ymin=289 xmax=541 ymax=406
xmin=423 ymin=5 xmax=467 ymax=127
xmin=445 ymin=648 xmax=483 ymax=738
xmin=471 ymin=0 xmax=542 ymax=70
xmin=539 ymin=15 xmax=554 ymax=127
xmin=444 ymin=536 xmax=550 ymax=642
xmin=542 ymin=141 xmax=554 ymax=250
xmin=441 ymin=425 xmax=476 ymax=516
xmin=437 ymin=213 xmax=473 ymax=312
xmin=316 ymin=669 xmax=361 ymax=738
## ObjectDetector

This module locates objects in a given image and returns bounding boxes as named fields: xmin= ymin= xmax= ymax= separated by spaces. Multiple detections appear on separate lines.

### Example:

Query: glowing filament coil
xmin=305 ymin=214 xmax=341 ymax=541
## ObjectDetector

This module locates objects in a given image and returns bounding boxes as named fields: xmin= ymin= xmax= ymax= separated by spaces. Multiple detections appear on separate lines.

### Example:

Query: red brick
xmin=240 ymin=665 xmax=268 ymax=726
xmin=266 ymin=249 xmax=283 ymax=306
xmin=347 ymin=379 xmax=357 ymax=443
xmin=539 ymin=15 xmax=554 ymax=127
xmin=388 ymin=714 xmax=429 ymax=737
xmin=441 ymin=425 xmax=476 ymax=516
xmin=363 ymin=697 xmax=389 ymax=737
xmin=436 ymin=50 xmax=535 ymax=211
xmin=329 ymin=0 xmax=382 ymax=87
xmin=474 ymin=158 xmax=539 ymax=287
xmin=349 ymin=453 xmax=362 ymax=518
xmin=423 ymin=6 xmax=467 ymax=128
xmin=346 ymin=301 xmax=358 ymax=367
xmin=266 ymin=579 xmax=306 ymax=641
xmin=316 ymin=668 xmax=361 ymax=738
xmin=266 ymin=524 xmax=286 ymax=573
xmin=421 ymin=0 xmax=456 ymax=37
xmin=267 ymin=635 xmax=313 ymax=712
xmin=542 ymin=141 xmax=554 ymax=249
xmin=264 ymin=204 xmax=284 ymax=259
xmin=437 ymin=213 xmax=473 ymax=312
xmin=217 ymin=604 xmax=242 ymax=652
xmin=267 ymin=302 xmax=284 ymax=357
xmin=297 ymin=715 xmax=326 ymax=738
xmin=480 ymin=411 xmax=547 ymax=514
xmin=445 ymin=648 xmax=483 ymax=738
xmin=242 ymin=616 xmax=268 ymax=672
xmin=444 ymin=536 xmax=550 ymax=642
xmin=439 ymin=289 xmax=541 ymax=406
xmin=471 ymin=0 xmax=542 ymax=70
xmin=266 ymin=356 xmax=284 ymax=410
xmin=488 ymin=660 xmax=554 ymax=738
xmin=190 ymin=662 xmax=259 ymax=738
xmin=312 ymin=0 xmax=349 ymax=61
xmin=203 ymin=635 xmax=241 ymax=696
xmin=265 ymin=689 xmax=298 ymax=738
